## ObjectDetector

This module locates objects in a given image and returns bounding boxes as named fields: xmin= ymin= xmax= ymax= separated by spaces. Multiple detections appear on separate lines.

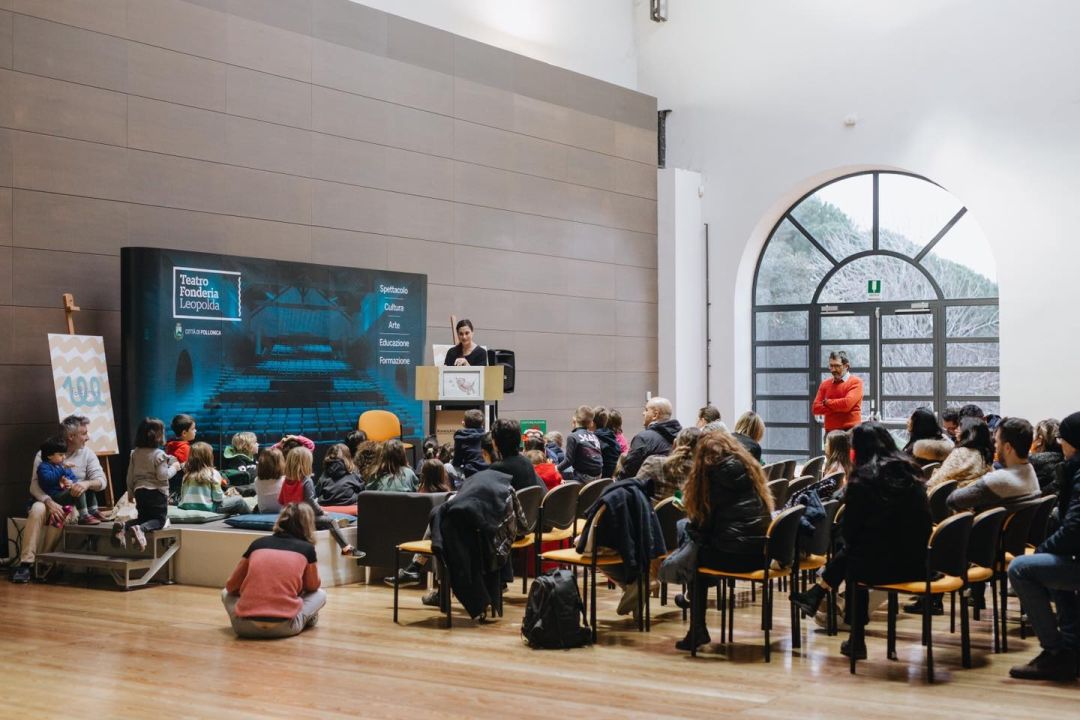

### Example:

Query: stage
xmin=5 ymin=516 xmax=366 ymax=588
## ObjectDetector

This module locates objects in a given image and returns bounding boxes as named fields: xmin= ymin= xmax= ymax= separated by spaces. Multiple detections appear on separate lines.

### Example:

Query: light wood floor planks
xmin=1 ymin=576 xmax=1077 ymax=719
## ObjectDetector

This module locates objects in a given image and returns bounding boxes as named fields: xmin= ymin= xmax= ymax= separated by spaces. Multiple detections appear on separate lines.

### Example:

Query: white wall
xmin=636 ymin=0 xmax=1080 ymax=424
xmin=353 ymin=0 xmax=639 ymax=89
xmin=657 ymin=169 xmax=707 ymax=428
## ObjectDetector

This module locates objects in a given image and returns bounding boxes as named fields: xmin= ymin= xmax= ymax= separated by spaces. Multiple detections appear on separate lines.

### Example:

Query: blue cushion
xmin=224 ymin=512 xmax=355 ymax=531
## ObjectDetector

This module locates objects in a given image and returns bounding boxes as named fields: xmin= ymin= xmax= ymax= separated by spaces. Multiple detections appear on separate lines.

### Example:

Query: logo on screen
xmin=173 ymin=267 xmax=242 ymax=322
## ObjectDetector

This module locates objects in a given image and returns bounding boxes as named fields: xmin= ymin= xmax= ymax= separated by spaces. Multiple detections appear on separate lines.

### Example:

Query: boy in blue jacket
xmin=36 ymin=437 xmax=94 ymax=526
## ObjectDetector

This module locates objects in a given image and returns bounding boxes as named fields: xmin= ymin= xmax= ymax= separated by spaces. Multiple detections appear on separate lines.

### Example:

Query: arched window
xmin=752 ymin=171 xmax=999 ymax=462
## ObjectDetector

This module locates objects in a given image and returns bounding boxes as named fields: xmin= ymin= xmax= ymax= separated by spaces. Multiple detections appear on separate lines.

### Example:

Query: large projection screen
xmin=121 ymin=248 xmax=427 ymax=454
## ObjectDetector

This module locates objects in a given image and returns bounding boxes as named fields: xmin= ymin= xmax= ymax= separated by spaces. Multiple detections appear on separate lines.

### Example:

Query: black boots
xmin=1009 ymin=648 xmax=1079 ymax=682
xmin=792 ymin=584 xmax=827 ymax=618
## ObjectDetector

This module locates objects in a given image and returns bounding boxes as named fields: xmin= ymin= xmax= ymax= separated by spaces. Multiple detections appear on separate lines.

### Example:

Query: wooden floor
xmin=2 ymin=573 xmax=1077 ymax=719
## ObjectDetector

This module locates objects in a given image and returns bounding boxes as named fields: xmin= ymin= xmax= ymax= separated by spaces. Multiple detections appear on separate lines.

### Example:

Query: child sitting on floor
xmin=368 ymin=439 xmax=419 ymax=492
xmin=36 ymin=437 xmax=82 ymax=527
xmin=178 ymin=441 xmax=249 ymax=516
xmin=353 ymin=440 xmax=381 ymax=484
xmin=118 ymin=417 xmax=181 ymax=550
xmin=254 ymin=447 xmax=286 ymax=514
xmin=280 ymin=446 xmax=363 ymax=557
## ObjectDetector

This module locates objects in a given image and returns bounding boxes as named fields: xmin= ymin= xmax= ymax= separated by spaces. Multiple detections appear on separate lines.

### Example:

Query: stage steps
xmin=35 ymin=525 xmax=181 ymax=590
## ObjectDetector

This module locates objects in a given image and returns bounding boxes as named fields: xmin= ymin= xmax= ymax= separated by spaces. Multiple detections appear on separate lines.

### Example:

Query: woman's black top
xmin=444 ymin=344 xmax=488 ymax=366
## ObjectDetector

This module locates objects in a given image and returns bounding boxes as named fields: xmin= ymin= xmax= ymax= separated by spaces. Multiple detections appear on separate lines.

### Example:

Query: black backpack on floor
xmin=521 ymin=569 xmax=592 ymax=649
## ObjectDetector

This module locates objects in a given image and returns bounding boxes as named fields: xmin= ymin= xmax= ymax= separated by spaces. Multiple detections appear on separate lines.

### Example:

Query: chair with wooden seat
xmin=573 ymin=477 xmax=611 ymax=534
xmin=847 ymin=511 xmax=974 ymax=682
xmin=921 ymin=461 xmax=941 ymax=480
xmin=358 ymin=409 xmax=415 ymax=462
xmin=787 ymin=474 xmax=816 ymax=498
xmin=928 ymin=479 xmax=957 ymax=524
xmin=801 ymin=455 xmax=826 ymax=483
xmin=791 ymin=499 xmax=840 ymax=648
xmin=781 ymin=459 xmax=797 ymax=481
xmin=540 ymin=505 xmax=649 ymax=642
xmin=761 ymin=462 xmax=782 ymax=482
xmin=653 ymin=496 xmax=686 ymax=608
xmin=534 ymin=482 xmax=581 ymax=574
xmin=766 ymin=478 xmax=789 ymax=509
xmin=996 ymin=500 xmax=1044 ymax=651
xmin=955 ymin=507 xmax=1007 ymax=652
xmin=511 ymin=486 xmax=544 ymax=593
xmin=691 ymin=505 xmax=806 ymax=662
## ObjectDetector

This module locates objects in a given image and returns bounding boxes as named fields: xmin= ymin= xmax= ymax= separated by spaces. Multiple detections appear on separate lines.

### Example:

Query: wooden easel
xmin=62 ymin=293 xmax=116 ymax=507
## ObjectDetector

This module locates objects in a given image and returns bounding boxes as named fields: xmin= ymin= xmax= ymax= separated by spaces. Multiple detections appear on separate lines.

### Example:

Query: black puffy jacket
xmin=1031 ymin=450 xmax=1065 ymax=495
xmin=1041 ymin=456 xmax=1080 ymax=558
xmin=686 ymin=456 xmax=770 ymax=562
xmin=594 ymin=427 xmax=622 ymax=478
xmin=620 ymin=418 xmax=683 ymax=479
xmin=315 ymin=459 xmax=364 ymax=506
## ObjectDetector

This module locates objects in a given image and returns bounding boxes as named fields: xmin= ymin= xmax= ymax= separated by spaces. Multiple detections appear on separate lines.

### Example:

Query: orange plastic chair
xmin=357 ymin=410 xmax=414 ymax=458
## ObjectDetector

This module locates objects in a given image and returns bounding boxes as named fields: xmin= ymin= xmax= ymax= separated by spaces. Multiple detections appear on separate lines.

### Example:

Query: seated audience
xmin=384 ymin=459 xmax=454 ymax=593
xmin=221 ymin=431 xmax=259 ymax=487
xmin=959 ymin=403 xmax=986 ymax=423
xmin=222 ymin=503 xmax=325 ymax=639
xmin=544 ymin=430 xmax=567 ymax=466
xmin=274 ymin=434 xmax=315 ymax=453
xmin=593 ymin=406 xmax=623 ymax=479
xmin=36 ymin=437 xmax=95 ymax=526
xmin=696 ymin=405 xmax=727 ymax=433
xmin=527 ymin=449 xmax=563 ymax=490
xmin=344 ymin=429 xmax=367 ymax=458
xmin=254 ymin=448 xmax=286 ymax=514
xmin=559 ymin=405 xmax=603 ymax=482
xmin=178 ymin=441 xmax=249 ymax=516
xmin=793 ymin=422 xmax=932 ymax=659
xmin=490 ymin=418 xmax=545 ymax=492
xmin=432 ymin=442 xmax=464 ymax=489
xmin=280 ymin=446 xmax=361 ymax=557
xmin=941 ymin=407 xmax=961 ymax=443
xmin=368 ymin=439 xmax=420 ymax=492
xmin=453 ymin=409 xmax=488 ymax=478
xmin=314 ymin=443 xmax=365 ymax=506
xmin=903 ymin=407 xmax=953 ymax=467
xmin=822 ymin=429 xmax=854 ymax=482
xmin=1030 ymin=418 xmax=1065 ymax=495
xmin=732 ymin=410 xmax=765 ymax=462
xmin=947 ymin=417 xmax=1039 ymax=513
xmin=14 ymin=415 xmax=108 ymax=583
xmin=118 ymin=417 xmax=182 ymax=551
xmin=928 ymin=417 xmax=994 ymax=490
xmin=1008 ymin=411 xmax=1080 ymax=681
xmin=165 ymin=413 xmax=197 ymax=464
xmin=609 ymin=411 xmax=630 ymax=455
xmin=676 ymin=432 xmax=773 ymax=651
xmin=638 ymin=427 xmax=701 ymax=501
xmin=619 ymin=397 xmax=683 ymax=479
xmin=353 ymin=440 xmax=381 ymax=484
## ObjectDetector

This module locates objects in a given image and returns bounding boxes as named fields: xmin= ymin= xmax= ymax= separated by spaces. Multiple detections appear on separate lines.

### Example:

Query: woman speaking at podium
xmin=444 ymin=319 xmax=488 ymax=366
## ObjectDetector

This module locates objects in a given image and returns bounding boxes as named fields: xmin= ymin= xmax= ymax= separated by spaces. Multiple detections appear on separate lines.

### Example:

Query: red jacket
xmin=534 ymin=462 xmax=563 ymax=491
xmin=812 ymin=374 xmax=864 ymax=431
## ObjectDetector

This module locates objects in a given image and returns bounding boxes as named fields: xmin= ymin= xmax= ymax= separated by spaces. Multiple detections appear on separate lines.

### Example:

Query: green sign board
xmin=867 ymin=279 xmax=882 ymax=297
xmin=520 ymin=419 xmax=548 ymax=437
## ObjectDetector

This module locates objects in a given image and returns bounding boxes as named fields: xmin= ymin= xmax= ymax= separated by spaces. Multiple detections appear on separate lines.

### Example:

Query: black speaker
xmin=487 ymin=348 xmax=515 ymax=393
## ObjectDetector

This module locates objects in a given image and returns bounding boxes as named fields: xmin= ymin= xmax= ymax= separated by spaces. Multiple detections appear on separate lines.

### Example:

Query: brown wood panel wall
xmin=0 ymin=0 xmax=658 ymax=525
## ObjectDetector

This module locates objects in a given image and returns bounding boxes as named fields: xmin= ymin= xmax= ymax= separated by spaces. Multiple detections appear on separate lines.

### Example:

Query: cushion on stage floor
xmin=167 ymin=507 xmax=227 ymax=524
xmin=225 ymin=512 xmax=356 ymax=531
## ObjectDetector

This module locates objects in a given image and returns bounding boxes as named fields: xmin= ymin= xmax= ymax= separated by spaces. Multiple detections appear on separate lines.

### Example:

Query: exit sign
xmin=867 ymin=279 xmax=882 ymax=298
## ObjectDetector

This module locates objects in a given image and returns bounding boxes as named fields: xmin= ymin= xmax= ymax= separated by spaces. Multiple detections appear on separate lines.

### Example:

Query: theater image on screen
xmin=121 ymin=247 xmax=427 ymax=452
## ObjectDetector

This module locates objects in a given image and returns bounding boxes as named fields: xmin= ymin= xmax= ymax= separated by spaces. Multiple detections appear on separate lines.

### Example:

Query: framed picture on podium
xmin=440 ymin=366 xmax=484 ymax=400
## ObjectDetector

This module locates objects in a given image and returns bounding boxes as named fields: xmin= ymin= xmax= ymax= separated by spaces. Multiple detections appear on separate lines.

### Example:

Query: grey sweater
xmin=947 ymin=462 xmax=1039 ymax=512
xmin=126 ymin=448 xmax=179 ymax=498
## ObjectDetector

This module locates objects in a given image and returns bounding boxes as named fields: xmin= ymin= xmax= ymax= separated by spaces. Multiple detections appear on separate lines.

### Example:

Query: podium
xmin=416 ymin=366 xmax=505 ymax=445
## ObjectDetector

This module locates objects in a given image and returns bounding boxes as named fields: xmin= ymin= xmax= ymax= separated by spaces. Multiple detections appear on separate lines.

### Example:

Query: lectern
xmin=415 ymin=366 xmax=505 ymax=445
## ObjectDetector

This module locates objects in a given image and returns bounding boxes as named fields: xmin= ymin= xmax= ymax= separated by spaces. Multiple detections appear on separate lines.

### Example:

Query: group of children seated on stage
xmin=36 ymin=407 xmax=579 ymax=556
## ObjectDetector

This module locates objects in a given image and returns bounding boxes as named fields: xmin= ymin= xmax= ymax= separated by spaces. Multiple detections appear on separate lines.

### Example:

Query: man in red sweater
xmin=812 ymin=350 xmax=864 ymax=431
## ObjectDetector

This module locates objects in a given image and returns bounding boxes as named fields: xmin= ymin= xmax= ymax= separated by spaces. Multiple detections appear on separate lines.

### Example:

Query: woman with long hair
xmin=368 ymin=439 xmax=419 ymax=492
xmin=823 ymin=430 xmax=853 ymax=480
xmin=927 ymin=417 xmax=994 ymax=490
xmin=903 ymin=407 xmax=953 ymax=467
xmin=222 ymin=503 xmax=325 ymax=638
xmin=1029 ymin=418 xmax=1064 ymax=494
xmin=793 ymin=421 xmax=931 ymax=658
xmin=676 ymin=432 xmax=773 ymax=651
xmin=732 ymin=410 xmax=765 ymax=462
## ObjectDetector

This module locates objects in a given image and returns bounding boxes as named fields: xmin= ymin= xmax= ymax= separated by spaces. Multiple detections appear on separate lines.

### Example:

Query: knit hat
xmin=1059 ymin=412 xmax=1080 ymax=449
